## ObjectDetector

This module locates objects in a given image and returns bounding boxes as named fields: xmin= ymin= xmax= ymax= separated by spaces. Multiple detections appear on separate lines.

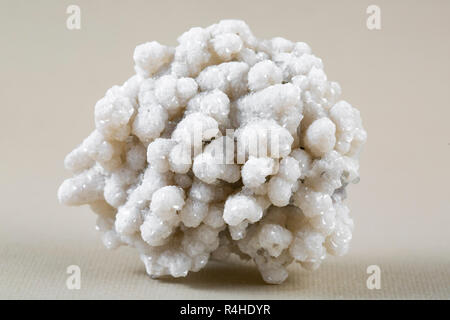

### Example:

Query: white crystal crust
xmin=58 ymin=20 xmax=366 ymax=284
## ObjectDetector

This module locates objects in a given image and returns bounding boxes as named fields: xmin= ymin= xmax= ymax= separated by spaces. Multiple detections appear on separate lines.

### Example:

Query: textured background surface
xmin=0 ymin=0 xmax=449 ymax=299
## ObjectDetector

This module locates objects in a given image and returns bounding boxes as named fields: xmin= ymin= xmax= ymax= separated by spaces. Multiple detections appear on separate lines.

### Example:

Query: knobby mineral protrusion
xmin=58 ymin=20 xmax=367 ymax=284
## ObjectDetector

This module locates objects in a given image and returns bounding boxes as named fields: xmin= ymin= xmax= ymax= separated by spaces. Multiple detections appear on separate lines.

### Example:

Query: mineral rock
xmin=58 ymin=20 xmax=367 ymax=284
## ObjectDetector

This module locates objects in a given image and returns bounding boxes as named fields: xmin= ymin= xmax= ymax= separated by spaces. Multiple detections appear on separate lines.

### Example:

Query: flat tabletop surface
xmin=1 ymin=239 xmax=449 ymax=299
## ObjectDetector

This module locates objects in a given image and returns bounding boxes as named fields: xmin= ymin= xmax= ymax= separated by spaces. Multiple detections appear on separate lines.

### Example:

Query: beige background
xmin=0 ymin=0 xmax=449 ymax=299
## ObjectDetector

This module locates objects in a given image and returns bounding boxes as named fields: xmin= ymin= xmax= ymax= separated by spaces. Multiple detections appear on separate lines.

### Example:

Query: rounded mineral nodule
xmin=58 ymin=20 xmax=367 ymax=284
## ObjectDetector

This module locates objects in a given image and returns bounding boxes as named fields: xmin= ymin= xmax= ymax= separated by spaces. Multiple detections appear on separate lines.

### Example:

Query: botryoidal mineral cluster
xmin=58 ymin=20 xmax=367 ymax=284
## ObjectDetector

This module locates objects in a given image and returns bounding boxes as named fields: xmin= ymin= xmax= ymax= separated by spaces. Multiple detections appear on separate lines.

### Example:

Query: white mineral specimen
xmin=58 ymin=20 xmax=367 ymax=284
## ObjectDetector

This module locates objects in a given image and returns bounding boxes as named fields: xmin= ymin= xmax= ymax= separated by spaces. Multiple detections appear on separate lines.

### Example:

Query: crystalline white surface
xmin=58 ymin=20 xmax=367 ymax=284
